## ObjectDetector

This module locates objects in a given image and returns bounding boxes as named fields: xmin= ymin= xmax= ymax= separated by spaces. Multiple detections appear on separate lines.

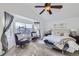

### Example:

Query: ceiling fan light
xmin=45 ymin=7 xmax=51 ymax=11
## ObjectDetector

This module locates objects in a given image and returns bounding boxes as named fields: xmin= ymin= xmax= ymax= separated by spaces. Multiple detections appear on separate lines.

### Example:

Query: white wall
xmin=0 ymin=14 xmax=3 ymax=41
xmin=14 ymin=17 xmax=34 ymax=24
xmin=41 ymin=17 xmax=79 ymax=33
xmin=0 ymin=13 xmax=3 ymax=55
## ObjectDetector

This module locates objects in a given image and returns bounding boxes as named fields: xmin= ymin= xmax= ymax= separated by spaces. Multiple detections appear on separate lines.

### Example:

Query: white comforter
xmin=43 ymin=35 xmax=79 ymax=53
xmin=43 ymin=35 xmax=69 ymax=45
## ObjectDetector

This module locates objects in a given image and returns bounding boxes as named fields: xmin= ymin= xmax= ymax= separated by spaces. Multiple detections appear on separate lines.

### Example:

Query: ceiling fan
xmin=35 ymin=3 xmax=63 ymax=15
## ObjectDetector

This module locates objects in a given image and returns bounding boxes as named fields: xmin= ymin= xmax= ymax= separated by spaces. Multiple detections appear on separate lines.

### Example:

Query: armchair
xmin=14 ymin=33 xmax=30 ymax=48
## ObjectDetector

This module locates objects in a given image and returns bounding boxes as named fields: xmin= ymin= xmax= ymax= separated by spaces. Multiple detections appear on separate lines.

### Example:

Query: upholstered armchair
xmin=14 ymin=33 xmax=30 ymax=48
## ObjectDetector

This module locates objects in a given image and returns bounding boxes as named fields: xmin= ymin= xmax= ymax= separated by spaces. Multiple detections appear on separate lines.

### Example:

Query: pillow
xmin=17 ymin=34 xmax=31 ymax=40
xmin=64 ymin=32 xmax=69 ymax=36
xmin=17 ymin=34 xmax=24 ymax=40
xmin=51 ymin=31 xmax=54 ymax=35
xmin=60 ymin=33 xmax=64 ymax=36
xmin=52 ymin=29 xmax=69 ymax=36
xmin=52 ymin=31 xmax=61 ymax=36
xmin=70 ymin=31 xmax=77 ymax=36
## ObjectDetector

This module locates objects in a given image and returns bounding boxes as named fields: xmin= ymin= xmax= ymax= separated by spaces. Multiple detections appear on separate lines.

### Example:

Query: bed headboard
xmin=51 ymin=23 xmax=70 ymax=36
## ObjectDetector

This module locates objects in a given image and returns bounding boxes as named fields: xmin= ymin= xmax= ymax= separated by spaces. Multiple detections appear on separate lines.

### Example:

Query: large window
xmin=15 ymin=22 xmax=32 ymax=34
xmin=25 ymin=24 xmax=33 ymax=34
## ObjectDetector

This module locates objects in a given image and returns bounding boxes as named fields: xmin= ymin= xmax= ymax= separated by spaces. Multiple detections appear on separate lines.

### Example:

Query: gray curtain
xmin=1 ymin=11 xmax=14 ymax=53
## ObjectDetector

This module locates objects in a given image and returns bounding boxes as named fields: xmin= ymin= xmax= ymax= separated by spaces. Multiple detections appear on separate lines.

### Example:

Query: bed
xmin=43 ymin=24 xmax=79 ymax=53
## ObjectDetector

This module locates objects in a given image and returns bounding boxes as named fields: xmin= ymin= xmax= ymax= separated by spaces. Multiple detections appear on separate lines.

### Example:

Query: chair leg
xmin=20 ymin=45 xmax=25 ymax=48
xmin=62 ymin=50 xmax=64 ymax=54
xmin=16 ymin=45 xmax=19 ymax=48
xmin=20 ymin=45 xmax=23 ymax=48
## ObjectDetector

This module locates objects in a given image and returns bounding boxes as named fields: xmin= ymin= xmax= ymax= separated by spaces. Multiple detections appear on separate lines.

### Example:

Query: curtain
xmin=1 ymin=11 xmax=14 ymax=53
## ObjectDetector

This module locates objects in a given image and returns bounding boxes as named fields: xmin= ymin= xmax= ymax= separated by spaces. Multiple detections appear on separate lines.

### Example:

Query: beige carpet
xmin=5 ymin=40 xmax=79 ymax=56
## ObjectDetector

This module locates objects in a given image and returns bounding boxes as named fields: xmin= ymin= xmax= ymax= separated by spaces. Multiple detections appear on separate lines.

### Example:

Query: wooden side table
xmin=32 ymin=37 xmax=39 ymax=41
xmin=69 ymin=35 xmax=79 ymax=44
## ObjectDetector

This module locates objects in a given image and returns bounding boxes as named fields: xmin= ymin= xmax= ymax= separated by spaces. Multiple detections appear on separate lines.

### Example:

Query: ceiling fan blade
xmin=40 ymin=9 xmax=45 ymax=14
xmin=51 ymin=5 xmax=63 ymax=9
xmin=47 ymin=10 xmax=52 ymax=15
xmin=45 ymin=3 xmax=51 ymax=6
xmin=35 ymin=6 xmax=45 ymax=8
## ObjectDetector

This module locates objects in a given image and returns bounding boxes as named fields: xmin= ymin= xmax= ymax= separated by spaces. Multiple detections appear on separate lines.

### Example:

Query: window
xmin=15 ymin=22 xmax=32 ymax=34
xmin=15 ymin=22 xmax=25 ymax=34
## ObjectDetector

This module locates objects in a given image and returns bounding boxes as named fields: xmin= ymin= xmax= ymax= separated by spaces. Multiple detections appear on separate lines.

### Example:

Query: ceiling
xmin=0 ymin=3 xmax=79 ymax=21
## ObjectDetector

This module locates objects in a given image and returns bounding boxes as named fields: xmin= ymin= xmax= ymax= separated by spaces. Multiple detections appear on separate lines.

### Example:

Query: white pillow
xmin=51 ymin=31 xmax=55 ymax=35
xmin=52 ymin=31 xmax=61 ymax=36
xmin=17 ymin=34 xmax=24 ymax=40
xmin=52 ymin=29 xmax=70 ymax=36
xmin=64 ymin=32 xmax=69 ymax=36
xmin=17 ymin=34 xmax=31 ymax=40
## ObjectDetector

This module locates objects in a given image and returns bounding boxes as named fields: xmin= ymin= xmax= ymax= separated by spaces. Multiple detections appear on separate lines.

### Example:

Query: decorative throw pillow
xmin=60 ymin=33 xmax=64 ymax=36
xmin=70 ymin=31 xmax=77 ymax=36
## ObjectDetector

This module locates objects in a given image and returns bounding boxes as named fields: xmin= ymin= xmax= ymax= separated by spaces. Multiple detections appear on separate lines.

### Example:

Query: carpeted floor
xmin=5 ymin=40 xmax=79 ymax=56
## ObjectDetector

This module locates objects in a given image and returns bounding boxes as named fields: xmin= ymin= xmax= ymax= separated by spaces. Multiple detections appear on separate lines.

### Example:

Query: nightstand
xmin=69 ymin=35 xmax=79 ymax=45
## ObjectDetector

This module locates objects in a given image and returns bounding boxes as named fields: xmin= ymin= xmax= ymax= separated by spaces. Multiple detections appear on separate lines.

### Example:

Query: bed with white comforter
xmin=43 ymin=35 xmax=79 ymax=53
